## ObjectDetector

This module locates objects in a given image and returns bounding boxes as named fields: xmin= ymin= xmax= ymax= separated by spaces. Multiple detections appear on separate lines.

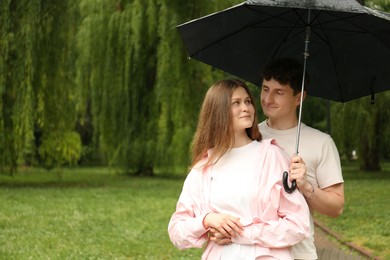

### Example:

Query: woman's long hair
xmin=191 ymin=79 xmax=262 ymax=169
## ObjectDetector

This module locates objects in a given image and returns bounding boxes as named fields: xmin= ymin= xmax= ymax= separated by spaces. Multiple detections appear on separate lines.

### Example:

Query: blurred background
xmin=0 ymin=0 xmax=389 ymax=176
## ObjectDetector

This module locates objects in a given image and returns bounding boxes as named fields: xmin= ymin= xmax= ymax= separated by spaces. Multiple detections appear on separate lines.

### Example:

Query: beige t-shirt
xmin=259 ymin=121 xmax=344 ymax=260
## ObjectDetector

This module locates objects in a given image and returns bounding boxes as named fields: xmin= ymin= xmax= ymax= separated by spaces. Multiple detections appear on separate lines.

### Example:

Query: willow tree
xmin=0 ymin=0 xmax=82 ymax=174
xmin=0 ymin=0 xmax=40 ymax=174
xmin=34 ymin=0 xmax=82 ymax=169
xmin=332 ymin=92 xmax=390 ymax=171
xmin=152 ymin=0 xmax=243 ymax=175
xmin=367 ymin=0 xmax=390 ymax=10
xmin=76 ymin=0 xmax=111 ymax=163
xmin=155 ymin=1 xmax=209 ymax=174
xmin=76 ymin=0 xmax=160 ymax=174
xmin=331 ymin=0 xmax=390 ymax=171
xmin=0 ymin=0 xmax=14 ymax=173
xmin=76 ymin=0 xmax=231 ymax=175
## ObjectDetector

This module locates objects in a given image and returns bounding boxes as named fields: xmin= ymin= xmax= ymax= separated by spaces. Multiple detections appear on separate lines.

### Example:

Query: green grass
xmin=314 ymin=161 xmax=390 ymax=260
xmin=0 ymin=168 xmax=202 ymax=259
xmin=0 ymin=163 xmax=389 ymax=259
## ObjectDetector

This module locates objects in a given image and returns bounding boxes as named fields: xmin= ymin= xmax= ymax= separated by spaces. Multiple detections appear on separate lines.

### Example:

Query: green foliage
xmin=301 ymin=96 xmax=328 ymax=132
xmin=367 ymin=0 xmax=390 ymax=11
xmin=0 ymin=0 xmax=82 ymax=174
xmin=1 ymin=0 xmax=389 ymax=176
xmin=331 ymin=92 xmax=390 ymax=170
xmin=38 ymin=131 xmax=82 ymax=169
xmin=74 ymin=0 xmax=232 ymax=175
xmin=76 ymin=0 xmax=159 ymax=174
xmin=0 ymin=0 xmax=40 ymax=173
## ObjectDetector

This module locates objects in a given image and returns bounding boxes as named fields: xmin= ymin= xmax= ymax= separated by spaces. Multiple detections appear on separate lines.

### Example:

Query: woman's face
xmin=231 ymin=87 xmax=255 ymax=133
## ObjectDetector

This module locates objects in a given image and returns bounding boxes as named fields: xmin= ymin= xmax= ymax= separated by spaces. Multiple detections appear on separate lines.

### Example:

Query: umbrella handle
xmin=283 ymin=171 xmax=297 ymax=193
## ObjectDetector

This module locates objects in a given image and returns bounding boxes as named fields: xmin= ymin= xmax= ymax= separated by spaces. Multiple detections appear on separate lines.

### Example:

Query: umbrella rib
xmin=246 ymin=7 xmax=309 ymax=58
xmin=190 ymin=6 xmax=308 ymax=60
xmin=312 ymin=11 xmax=345 ymax=102
xmin=311 ymin=12 xmax=374 ymax=35
xmin=246 ymin=6 xmax=306 ymax=27
xmin=309 ymin=10 xmax=390 ymax=102
xmin=308 ymin=11 xmax=369 ymax=44
xmin=321 ymin=12 xmax=390 ymax=49
xmin=188 ymin=6 xmax=300 ymax=59
xmin=270 ymin=9 xmax=308 ymax=58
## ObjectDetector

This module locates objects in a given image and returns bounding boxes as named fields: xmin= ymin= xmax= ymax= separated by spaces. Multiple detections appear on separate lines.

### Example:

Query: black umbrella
xmin=177 ymin=0 xmax=390 ymax=192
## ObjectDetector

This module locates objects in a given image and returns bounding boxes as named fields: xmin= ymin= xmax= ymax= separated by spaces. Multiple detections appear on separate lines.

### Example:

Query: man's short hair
xmin=262 ymin=57 xmax=309 ymax=95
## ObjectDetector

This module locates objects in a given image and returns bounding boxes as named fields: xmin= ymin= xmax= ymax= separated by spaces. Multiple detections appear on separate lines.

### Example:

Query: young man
xmin=259 ymin=58 xmax=344 ymax=259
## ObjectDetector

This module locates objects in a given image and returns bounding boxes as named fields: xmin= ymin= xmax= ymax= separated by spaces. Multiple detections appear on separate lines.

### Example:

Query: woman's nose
xmin=242 ymin=103 xmax=250 ymax=111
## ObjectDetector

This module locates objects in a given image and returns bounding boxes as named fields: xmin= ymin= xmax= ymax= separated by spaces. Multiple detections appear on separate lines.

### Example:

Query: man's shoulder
xmin=258 ymin=120 xmax=267 ymax=129
xmin=301 ymin=124 xmax=331 ymax=139
xmin=258 ymin=121 xmax=331 ymax=139
xmin=259 ymin=138 xmax=290 ymax=159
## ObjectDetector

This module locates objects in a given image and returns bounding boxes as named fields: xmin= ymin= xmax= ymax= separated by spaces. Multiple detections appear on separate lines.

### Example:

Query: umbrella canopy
xmin=177 ymin=0 xmax=390 ymax=192
xmin=177 ymin=0 xmax=390 ymax=103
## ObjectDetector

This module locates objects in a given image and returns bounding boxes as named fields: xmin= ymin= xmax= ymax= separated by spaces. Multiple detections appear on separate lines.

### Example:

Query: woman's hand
xmin=209 ymin=227 xmax=232 ymax=245
xmin=203 ymin=213 xmax=243 ymax=238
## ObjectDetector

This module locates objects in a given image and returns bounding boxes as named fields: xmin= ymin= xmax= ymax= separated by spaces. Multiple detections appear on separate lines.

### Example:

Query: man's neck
xmin=266 ymin=118 xmax=298 ymax=130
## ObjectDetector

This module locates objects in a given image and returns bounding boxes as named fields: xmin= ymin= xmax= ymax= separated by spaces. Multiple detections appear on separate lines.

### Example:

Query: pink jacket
xmin=168 ymin=139 xmax=310 ymax=259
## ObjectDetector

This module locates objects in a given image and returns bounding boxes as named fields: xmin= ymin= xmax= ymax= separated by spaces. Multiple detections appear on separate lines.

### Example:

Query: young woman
xmin=168 ymin=79 xmax=310 ymax=259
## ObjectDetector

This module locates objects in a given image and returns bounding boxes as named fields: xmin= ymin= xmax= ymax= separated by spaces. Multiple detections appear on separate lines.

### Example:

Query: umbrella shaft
xmin=295 ymin=11 xmax=312 ymax=155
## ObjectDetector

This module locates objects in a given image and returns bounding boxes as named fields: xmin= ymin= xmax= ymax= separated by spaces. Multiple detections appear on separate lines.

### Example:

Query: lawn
xmin=0 ymin=168 xmax=202 ymax=259
xmin=314 ymin=161 xmax=390 ymax=260
xmin=0 ymin=162 xmax=388 ymax=259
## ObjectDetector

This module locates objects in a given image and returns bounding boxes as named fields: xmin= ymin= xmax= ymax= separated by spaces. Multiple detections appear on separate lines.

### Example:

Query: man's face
xmin=260 ymin=78 xmax=300 ymax=121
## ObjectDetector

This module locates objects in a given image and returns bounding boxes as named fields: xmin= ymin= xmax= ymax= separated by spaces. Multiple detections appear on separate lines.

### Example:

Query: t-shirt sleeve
xmin=316 ymin=136 xmax=344 ymax=189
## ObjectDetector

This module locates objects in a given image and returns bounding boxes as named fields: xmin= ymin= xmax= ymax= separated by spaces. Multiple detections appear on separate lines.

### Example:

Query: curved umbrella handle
xmin=283 ymin=171 xmax=297 ymax=193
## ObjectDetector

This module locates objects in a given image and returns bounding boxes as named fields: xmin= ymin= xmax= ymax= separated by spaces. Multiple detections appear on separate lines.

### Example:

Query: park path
xmin=314 ymin=220 xmax=379 ymax=260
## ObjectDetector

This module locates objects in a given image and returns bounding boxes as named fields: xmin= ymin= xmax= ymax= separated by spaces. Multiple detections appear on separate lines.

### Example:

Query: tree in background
xmin=35 ymin=1 xmax=83 ymax=169
xmin=331 ymin=0 xmax=390 ymax=171
xmin=0 ymin=0 xmax=389 ymax=175
xmin=0 ymin=0 xmax=39 ymax=174
xmin=332 ymin=92 xmax=390 ymax=171
xmin=75 ymin=0 xmax=239 ymax=175
xmin=0 ymin=0 xmax=82 ymax=174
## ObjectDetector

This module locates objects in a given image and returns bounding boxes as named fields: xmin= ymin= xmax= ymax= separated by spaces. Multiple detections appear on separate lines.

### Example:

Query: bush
xmin=38 ymin=131 xmax=82 ymax=169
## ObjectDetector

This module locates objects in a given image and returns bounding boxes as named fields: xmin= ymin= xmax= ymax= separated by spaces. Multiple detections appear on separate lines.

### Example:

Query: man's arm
xmin=290 ymin=155 xmax=344 ymax=218
xmin=300 ymin=182 xmax=344 ymax=218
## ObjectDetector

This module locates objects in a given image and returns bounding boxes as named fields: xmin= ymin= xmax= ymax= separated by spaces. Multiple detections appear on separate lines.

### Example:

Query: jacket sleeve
xmin=232 ymin=143 xmax=310 ymax=248
xmin=167 ymin=169 xmax=209 ymax=249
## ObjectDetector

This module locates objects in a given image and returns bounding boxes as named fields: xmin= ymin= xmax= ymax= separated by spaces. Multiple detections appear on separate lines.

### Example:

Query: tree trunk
xmin=360 ymin=138 xmax=381 ymax=171
xmin=359 ymin=110 xmax=381 ymax=171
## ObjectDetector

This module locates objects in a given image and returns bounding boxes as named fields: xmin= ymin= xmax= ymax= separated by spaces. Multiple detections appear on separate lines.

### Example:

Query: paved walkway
xmin=314 ymin=220 xmax=378 ymax=260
